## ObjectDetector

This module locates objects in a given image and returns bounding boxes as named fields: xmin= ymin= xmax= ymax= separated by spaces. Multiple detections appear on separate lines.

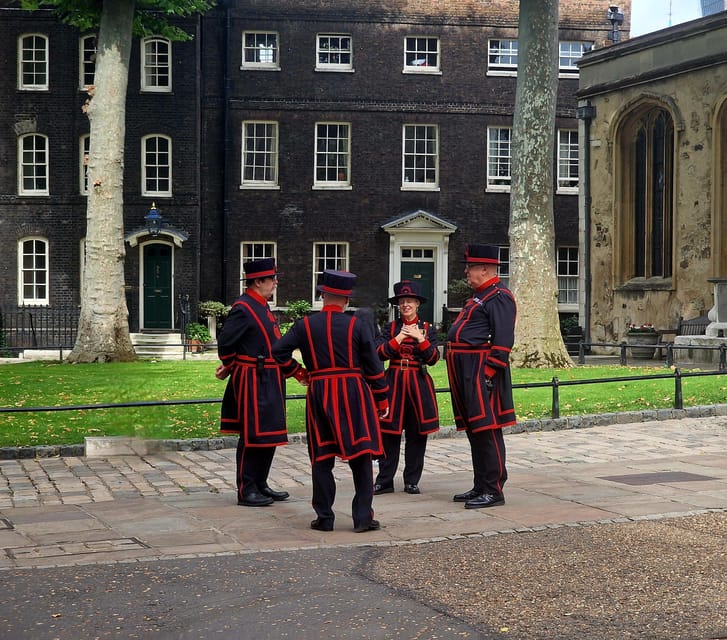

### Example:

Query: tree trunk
xmin=509 ymin=0 xmax=572 ymax=368
xmin=68 ymin=0 xmax=136 ymax=363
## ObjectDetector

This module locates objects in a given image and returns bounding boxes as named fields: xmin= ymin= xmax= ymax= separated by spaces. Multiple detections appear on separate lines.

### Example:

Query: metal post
xmin=551 ymin=376 xmax=560 ymax=419
xmin=674 ymin=368 xmax=683 ymax=410
xmin=620 ymin=342 xmax=627 ymax=365
xmin=578 ymin=341 xmax=585 ymax=365
xmin=666 ymin=343 xmax=674 ymax=367
xmin=720 ymin=344 xmax=726 ymax=372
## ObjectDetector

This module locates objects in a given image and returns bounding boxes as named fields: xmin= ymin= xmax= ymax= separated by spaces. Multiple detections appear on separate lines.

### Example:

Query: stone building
xmin=577 ymin=10 xmax=726 ymax=345
xmin=0 ymin=1 xmax=626 ymax=347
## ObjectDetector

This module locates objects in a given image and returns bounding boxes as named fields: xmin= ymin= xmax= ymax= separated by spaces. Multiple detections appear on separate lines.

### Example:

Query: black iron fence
xmin=0 ymin=305 xmax=79 ymax=351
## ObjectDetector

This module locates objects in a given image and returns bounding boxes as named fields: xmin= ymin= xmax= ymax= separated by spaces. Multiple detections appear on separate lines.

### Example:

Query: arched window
xmin=616 ymin=106 xmax=674 ymax=285
xmin=18 ymin=33 xmax=48 ymax=90
xmin=142 ymin=134 xmax=172 ymax=196
xmin=141 ymin=37 xmax=171 ymax=92
xmin=18 ymin=237 xmax=49 ymax=305
xmin=18 ymin=133 xmax=49 ymax=195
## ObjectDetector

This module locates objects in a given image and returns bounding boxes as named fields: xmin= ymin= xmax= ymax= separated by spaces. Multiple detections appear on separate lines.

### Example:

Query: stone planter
xmin=627 ymin=332 xmax=658 ymax=359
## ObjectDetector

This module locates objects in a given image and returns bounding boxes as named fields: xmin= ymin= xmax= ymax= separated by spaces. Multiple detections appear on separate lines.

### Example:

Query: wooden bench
xmin=655 ymin=314 xmax=710 ymax=358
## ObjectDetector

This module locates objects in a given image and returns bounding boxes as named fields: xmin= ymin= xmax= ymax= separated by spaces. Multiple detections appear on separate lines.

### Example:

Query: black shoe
xmin=464 ymin=493 xmax=505 ymax=509
xmin=238 ymin=491 xmax=274 ymax=507
xmin=453 ymin=489 xmax=480 ymax=502
xmin=404 ymin=484 xmax=420 ymax=494
xmin=310 ymin=518 xmax=334 ymax=532
xmin=260 ymin=486 xmax=290 ymax=501
xmin=373 ymin=483 xmax=394 ymax=495
xmin=353 ymin=519 xmax=381 ymax=533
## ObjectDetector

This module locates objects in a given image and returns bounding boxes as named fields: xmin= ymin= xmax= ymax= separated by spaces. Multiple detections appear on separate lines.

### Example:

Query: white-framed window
xmin=18 ymin=237 xmax=49 ymax=305
xmin=142 ymin=134 xmax=172 ymax=197
xmin=557 ymin=247 xmax=579 ymax=305
xmin=80 ymin=134 xmax=90 ymax=195
xmin=403 ymin=37 xmax=440 ymax=73
xmin=487 ymin=126 xmax=512 ymax=191
xmin=488 ymin=39 xmax=518 ymax=75
xmin=559 ymin=41 xmax=590 ymax=75
xmin=316 ymin=34 xmax=353 ymax=71
xmin=79 ymin=34 xmax=96 ymax=90
xmin=18 ymin=34 xmax=48 ymax=90
xmin=240 ymin=242 xmax=277 ymax=304
xmin=498 ymin=246 xmax=510 ymax=289
xmin=141 ymin=37 xmax=171 ymax=92
xmin=402 ymin=124 xmax=439 ymax=189
xmin=557 ymin=129 xmax=579 ymax=192
xmin=313 ymin=242 xmax=349 ymax=305
xmin=242 ymin=121 xmax=279 ymax=188
xmin=18 ymin=134 xmax=49 ymax=196
xmin=314 ymin=123 xmax=351 ymax=188
xmin=242 ymin=31 xmax=279 ymax=69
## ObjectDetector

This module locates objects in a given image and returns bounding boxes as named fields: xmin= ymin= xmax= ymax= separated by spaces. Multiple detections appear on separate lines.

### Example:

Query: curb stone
xmin=1 ymin=403 xmax=725 ymax=460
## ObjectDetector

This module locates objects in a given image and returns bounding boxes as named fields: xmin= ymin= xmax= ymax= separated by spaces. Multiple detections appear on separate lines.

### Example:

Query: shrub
xmin=185 ymin=322 xmax=212 ymax=343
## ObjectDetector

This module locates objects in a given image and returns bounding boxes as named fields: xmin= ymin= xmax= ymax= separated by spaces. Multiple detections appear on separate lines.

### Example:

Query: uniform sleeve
xmin=484 ymin=290 xmax=516 ymax=376
xmin=357 ymin=318 xmax=389 ymax=402
xmin=420 ymin=323 xmax=440 ymax=365
xmin=217 ymin=303 xmax=248 ymax=366
xmin=271 ymin=321 xmax=305 ymax=377
xmin=375 ymin=322 xmax=398 ymax=361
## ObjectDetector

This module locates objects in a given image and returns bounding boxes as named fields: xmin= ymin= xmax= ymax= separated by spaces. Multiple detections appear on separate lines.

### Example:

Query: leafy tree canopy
xmin=20 ymin=0 xmax=216 ymax=40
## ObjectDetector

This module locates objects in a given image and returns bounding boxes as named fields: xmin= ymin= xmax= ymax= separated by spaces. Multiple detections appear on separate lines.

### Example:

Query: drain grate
xmin=5 ymin=537 xmax=150 ymax=560
xmin=598 ymin=471 xmax=717 ymax=486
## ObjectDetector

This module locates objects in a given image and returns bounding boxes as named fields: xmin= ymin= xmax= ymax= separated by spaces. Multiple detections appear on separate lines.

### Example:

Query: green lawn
xmin=0 ymin=360 xmax=725 ymax=448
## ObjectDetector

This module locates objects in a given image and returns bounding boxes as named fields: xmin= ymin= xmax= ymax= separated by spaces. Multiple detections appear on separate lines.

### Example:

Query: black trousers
xmin=236 ymin=440 xmax=276 ymax=501
xmin=311 ymin=454 xmax=374 ymax=528
xmin=375 ymin=420 xmax=428 ymax=488
xmin=466 ymin=427 xmax=507 ymax=495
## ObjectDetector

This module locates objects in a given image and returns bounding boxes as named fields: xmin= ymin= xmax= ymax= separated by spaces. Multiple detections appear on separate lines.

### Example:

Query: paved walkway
xmin=0 ymin=416 xmax=726 ymax=570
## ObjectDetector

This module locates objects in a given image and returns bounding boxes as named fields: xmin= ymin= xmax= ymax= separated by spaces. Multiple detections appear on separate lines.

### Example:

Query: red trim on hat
xmin=465 ymin=257 xmax=499 ymax=264
xmin=320 ymin=285 xmax=353 ymax=296
xmin=244 ymin=268 xmax=277 ymax=279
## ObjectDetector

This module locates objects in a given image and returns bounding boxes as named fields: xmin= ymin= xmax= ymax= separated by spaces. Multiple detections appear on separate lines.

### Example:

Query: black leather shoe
xmin=373 ymin=483 xmax=394 ymax=495
xmin=310 ymin=518 xmax=334 ymax=532
xmin=353 ymin=519 xmax=381 ymax=533
xmin=260 ymin=486 xmax=290 ymax=501
xmin=464 ymin=493 xmax=505 ymax=509
xmin=404 ymin=484 xmax=420 ymax=494
xmin=453 ymin=489 xmax=480 ymax=502
xmin=238 ymin=491 xmax=274 ymax=507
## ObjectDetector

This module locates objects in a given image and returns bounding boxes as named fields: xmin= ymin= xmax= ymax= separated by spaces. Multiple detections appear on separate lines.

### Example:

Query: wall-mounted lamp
xmin=607 ymin=5 xmax=625 ymax=42
xmin=144 ymin=202 xmax=164 ymax=237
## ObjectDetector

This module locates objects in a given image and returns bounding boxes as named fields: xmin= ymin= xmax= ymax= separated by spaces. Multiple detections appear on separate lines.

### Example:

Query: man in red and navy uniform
xmin=446 ymin=243 xmax=517 ymax=509
xmin=272 ymin=270 xmax=389 ymax=533
xmin=217 ymin=258 xmax=305 ymax=507
xmin=374 ymin=280 xmax=440 ymax=496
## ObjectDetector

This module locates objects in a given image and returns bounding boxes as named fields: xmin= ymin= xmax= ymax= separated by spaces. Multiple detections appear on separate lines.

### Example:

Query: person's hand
xmin=378 ymin=406 xmax=390 ymax=419
xmin=400 ymin=324 xmax=425 ymax=343
xmin=215 ymin=363 xmax=232 ymax=380
xmin=293 ymin=368 xmax=310 ymax=386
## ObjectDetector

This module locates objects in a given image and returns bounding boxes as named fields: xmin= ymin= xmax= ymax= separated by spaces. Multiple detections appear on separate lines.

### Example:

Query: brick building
xmin=0 ymin=1 xmax=628 ymax=346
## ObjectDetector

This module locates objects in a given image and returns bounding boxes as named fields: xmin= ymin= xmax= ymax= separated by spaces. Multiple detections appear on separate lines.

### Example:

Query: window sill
xmin=312 ymin=184 xmax=352 ymax=190
xmin=240 ymin=183 xmax=280 ymax=190
xmin=240 ymin=65 xmax=281 ymax=72
xmin=315 ymin=67 xmax=355 ymax=73
xmin=486 ymin=70 xmax=517 ymax=78
xmin=556 ymin=187 xmax=579 ymax=195
xmin=616 ymin=277 xmax=674 ymax=292
xmin=401 ymin=184 xmax=440 ymax=192
xmin=140 ymin=87 xmax=172 ymax=94
xmin=486 ymin=185 xmax=511 ymax=193
xmin=402 ymin=69 xmax=442 ymax=75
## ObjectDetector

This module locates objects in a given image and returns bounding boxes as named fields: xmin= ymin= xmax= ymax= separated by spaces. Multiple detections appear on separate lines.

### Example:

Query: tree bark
xmin=509 ymin=0 xmax=572 ymax=368
xmin=68 ymin=0 xmax=136 ymax=363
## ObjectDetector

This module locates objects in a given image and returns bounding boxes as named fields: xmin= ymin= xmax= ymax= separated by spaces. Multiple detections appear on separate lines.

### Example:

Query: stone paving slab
xmin=0 ymin=416 xmax=725 ymax=569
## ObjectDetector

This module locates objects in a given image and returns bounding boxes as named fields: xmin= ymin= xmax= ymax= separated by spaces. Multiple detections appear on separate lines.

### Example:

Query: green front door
xmin=143 ymin=243 xmax=173 ymax=329
xmin=400 ymin=261 xmax=435 ymax=324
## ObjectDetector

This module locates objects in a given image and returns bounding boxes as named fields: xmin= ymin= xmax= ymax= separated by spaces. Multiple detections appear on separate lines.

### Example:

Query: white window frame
xmin=141 ymin=37 xmax=172 ymax=92
xmin=142 ymin=134 xmax=172 ymax=197
xmin=316 ymin=33 xmax=353 ymax=72
xmin=313 ymin=122 xmax=351 ymax=189
xmin=240 ymin=242 xmax=278 ymax=305
xmin=18 ymin=237 xmax=49 ymax=306
xmin=557 ymin=246 xmax=579 ymax=307
xmin=18 ymin=33 xmax=48 ymax=91
xmin=497 ymin=246 xmax=511 ymax=289
xmin=241 ymin=121 xmax=279 ymax=189
xmin=559 ymin=41 xmax=590 ymax=76
xmin=79 ymin=34 xmax=96 ymax=90
xmin=402 ymin=124 xmax=439 ymax=190
xmin=557 ymin=129 xmax=579 ymax=193
xmin=241 ymin=31 xmax=280 ymax=70
xmin=487 ymin=39 xmax=518 ymax=76
xmin=403 ymin=36 xmax=440 ymax=74
xmin=312 ymin=242 xmax=349 ymax=306
xmin=80 ymin=134 xmax=90 ymax=195
xmin=18 ymin=133 xmax=49 ymax=196
xmin=487 ymin=126 xmax=512 ymax=192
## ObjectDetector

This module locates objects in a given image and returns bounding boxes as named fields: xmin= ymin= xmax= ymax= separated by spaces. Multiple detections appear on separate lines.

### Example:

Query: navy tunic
xmin=376 ymin=318 xmax=440 ymax=436
xmin=446 ymin=277 xmax=517 ymax=433
xmin=272 ymin=306 xmax=388 ymax=463
xmin=218 ymin=290 xmax=297 ymax=447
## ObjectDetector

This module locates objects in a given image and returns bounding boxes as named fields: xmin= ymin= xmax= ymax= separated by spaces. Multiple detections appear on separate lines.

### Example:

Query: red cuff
xmin=418 ymin=339 xmax=431 ymax=350
xmin=388 ymin=338 xmax=401 ymax=352
xmin=484 ymin=365 xmax=497 ymax=378
xmin=293 ymin=368 xmax=309 ymax=384
xmin=376 ymin=399 xmax=389 ymax=411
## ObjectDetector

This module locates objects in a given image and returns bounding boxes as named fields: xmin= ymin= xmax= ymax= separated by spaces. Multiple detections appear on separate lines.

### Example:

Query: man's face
xmin=256 ymin=276 xmax=277 ymax=300
xmin=464 ymin=263 xmax=489 ymax=288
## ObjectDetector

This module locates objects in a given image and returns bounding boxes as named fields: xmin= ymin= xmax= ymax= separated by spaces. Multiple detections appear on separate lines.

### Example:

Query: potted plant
xmin=185 ymin=322 xmax=212 ymax=352
xmin=626 ymin=323 xmax=658 ymax=359
xmin=197 ymin=301 xmax=230 ymax=340
xmin=560 ymin=315 xmax=583 ymax=356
